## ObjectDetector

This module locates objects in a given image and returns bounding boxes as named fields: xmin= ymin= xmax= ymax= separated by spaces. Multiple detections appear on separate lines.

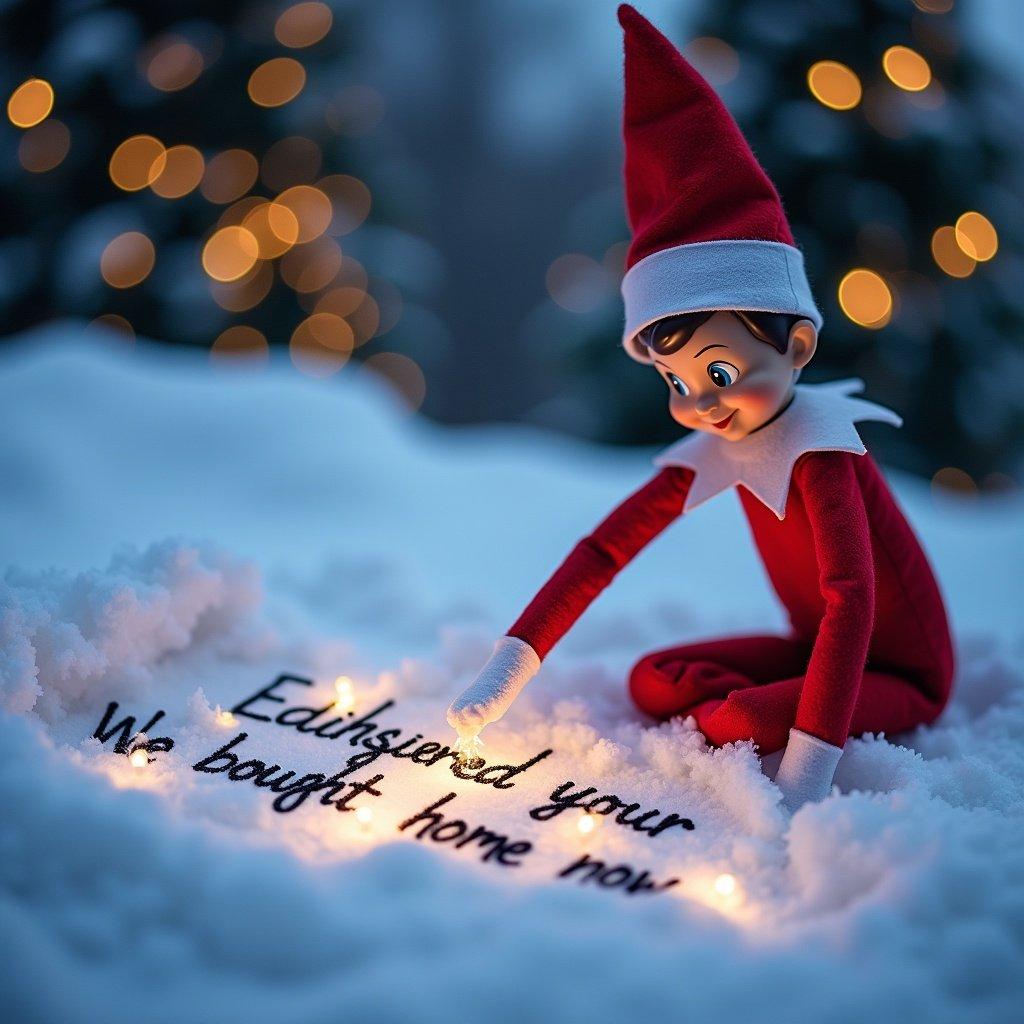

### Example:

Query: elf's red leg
xmin=698 ymin=669 xmax=946 ymax=755
xmin=627 ymin=634 xmax=811 ymax=720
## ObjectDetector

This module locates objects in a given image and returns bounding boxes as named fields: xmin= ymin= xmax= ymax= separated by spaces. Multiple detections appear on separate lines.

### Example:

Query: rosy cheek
xmin=733 ymin=381 xmax=783 ymax=417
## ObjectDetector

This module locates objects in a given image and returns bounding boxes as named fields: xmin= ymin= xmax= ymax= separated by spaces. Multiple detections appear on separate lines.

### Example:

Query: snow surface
xmin=2 ymin=325 xmax=1023 ymax=1023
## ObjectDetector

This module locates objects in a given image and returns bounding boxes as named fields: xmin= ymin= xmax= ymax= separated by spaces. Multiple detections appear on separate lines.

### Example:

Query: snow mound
xmin=1 ymin=330 xmax=1023 ymax=1022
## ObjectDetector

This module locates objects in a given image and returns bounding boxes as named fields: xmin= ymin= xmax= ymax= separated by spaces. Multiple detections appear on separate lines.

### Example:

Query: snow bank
xmin=1 ymin=327 xmax=1022 ymax=1022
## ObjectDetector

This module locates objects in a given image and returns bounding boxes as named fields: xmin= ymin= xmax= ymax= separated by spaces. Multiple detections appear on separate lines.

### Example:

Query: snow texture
xmin=1 ymin=325 xmax=1023 ymax=1023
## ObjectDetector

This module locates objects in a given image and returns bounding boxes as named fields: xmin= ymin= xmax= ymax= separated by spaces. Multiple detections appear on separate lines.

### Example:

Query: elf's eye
xmin=666 ymin=373 xmax=689 ymax=397
xmin=707 ymin=361 xmax=740 ymax=388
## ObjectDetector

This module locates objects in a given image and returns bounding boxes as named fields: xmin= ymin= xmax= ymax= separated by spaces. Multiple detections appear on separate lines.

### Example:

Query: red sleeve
xmin=507 ymin=466 xmax=694 ymax=660
xmin=794 ymin=451 xmax=876 ymax=746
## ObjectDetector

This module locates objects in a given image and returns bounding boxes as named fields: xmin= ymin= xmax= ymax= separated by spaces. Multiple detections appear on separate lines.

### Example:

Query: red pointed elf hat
xmin=617 ymin=4 xmax=822 ymax=363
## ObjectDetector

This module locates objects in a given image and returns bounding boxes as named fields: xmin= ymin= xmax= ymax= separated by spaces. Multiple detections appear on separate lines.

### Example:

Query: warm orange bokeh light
xmin=882 ymin=46 xmax=932 ymax=92
xmin=314 ymin=286 xmax=366 ymax=318
xmin=144 ymin=37 xmax=204 ymax=92
xmin=202 ymin=226 xmax=260 ymax=282
xmin=7 ymin=78 xmax=54 ymax=128
xmin=101 ymin=232 xmax=156 ymax=289
xmin=954 ymin=212 xmax=998 ymax=262
xmin=363 ymin=352 xmax=426 ymax=412
xmin=280 ymin=236 xmax=343 ymax=293
xmin=931 ymin=226 xmax=976 ymax=278
xmin=807 ymin=61 xmax=862 ymax=110
xmin=290 ymin=313 xmax=353 ymax=377
xmin=275 ymin=185 xmax=332 ymax=243
xmin=275 ymin=2 xmax=334 ymax=49
xmin=18 ymin=119 xmax=70 ymax=172
xmin=211 ymin=325 xmax=269 ymax=362
xmin=210 ymin=261 xmax=274 ymax=312
xmin=837 ymin=269 xmax=893 ymax=328
xmin=241 ymin=201 xmax=300 ymax=259
xmin=110 ymin=135 xmax=167 ymax=192
xmin=201 ymin=149 xmax=259 ymax=204
xmin=151 ymin=144 xmax=205 ymax=199
xmin=248 ymin=58 xmax=306 ymax=108
xmin=319 ymin=174 xmax=372 ymax=235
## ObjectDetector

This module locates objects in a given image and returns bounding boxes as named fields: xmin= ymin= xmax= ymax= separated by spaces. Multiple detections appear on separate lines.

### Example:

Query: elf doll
xmin=447 ymin=6 xmax=954 ymax=812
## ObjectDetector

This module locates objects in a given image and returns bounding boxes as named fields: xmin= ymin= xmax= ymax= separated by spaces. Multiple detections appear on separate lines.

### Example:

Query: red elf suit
xmin=447 ymin=6 xmax=954 ymax=811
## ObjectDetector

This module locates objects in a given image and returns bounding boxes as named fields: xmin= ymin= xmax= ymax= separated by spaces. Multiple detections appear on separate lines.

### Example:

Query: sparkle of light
xmin=151 ymin=144 xmax=205 ymax=199
xmin=201 ymin=149 xmax=259 ymax=205
xmin=202 ymin=226 xmax=260 ymax=282
xmin=713 ymin=873 xmax=737 ymax=897
xmin=837 ymin=268 xmax=893 ymax=328
xmin=275 ymin=2 xmax=334 ymax=49
xmin=101 ymin=232 xmax=156 ymax=289
xmin=248 ymin=57 xmax=306 ymax=108
xmin=954 ymin=212 xmax=997 ymax=262
xmin=7 ymin=78 xmax=54 ymax=128
xmin=882 ymin=46 xmax=932 ymax=92
xmin=17 ymin=119 xmax=70 ymax=173
xmin=931 ymin=225 xmax=976 ymax=279
xmin=807 ymin=61 xmax=862 ymax=111
xmin=109 ymin=135 xmax=167 ymax=192
xmin=129 ymin=749 xmax=149 ymax=768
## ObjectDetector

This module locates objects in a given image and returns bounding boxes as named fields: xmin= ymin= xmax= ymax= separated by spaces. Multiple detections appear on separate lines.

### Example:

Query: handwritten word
xmin=93 ymin=701 xmax=175 ymax=762
xmin=399 ymin=793 xmax=532 ymax=867
xmin=530 ymin=781 xmax=694 ymax=838
xmin=557 ymin=853 xmax=679 ymax=895
xmin=232 ymin=674 xmax=552 ymax=789
xmin=193 ymin=731 xmax=384 ymax=815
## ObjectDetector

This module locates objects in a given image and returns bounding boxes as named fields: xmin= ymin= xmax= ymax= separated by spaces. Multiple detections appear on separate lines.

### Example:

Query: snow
xmin=2 ymin=324 xmax=1023 ymax=1022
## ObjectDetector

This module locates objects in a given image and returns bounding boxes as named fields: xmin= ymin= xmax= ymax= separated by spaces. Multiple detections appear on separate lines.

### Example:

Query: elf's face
xmin=651 ymin=312 xmax=817 ymax=441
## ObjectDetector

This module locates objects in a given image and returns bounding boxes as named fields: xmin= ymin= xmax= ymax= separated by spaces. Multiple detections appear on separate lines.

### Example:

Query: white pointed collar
xmin=653 ymin=378 xmax=902 ymax=520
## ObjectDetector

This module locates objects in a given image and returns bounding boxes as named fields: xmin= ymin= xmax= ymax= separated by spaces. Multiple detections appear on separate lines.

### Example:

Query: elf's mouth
xmin=710 ymin=411 xmax=736 ymax=430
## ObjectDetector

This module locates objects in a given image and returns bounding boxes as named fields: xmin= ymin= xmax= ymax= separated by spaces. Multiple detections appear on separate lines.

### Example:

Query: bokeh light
xmin=261 ymin=136 xmax=322 ymax=192
xmin=17 ymin=119 xmax=70 ymax=173
xmin=546 ymin=253 xmax=612 ymax=313
xmin=211 ymin=325 xmax=269 ymax=362
xmin=248 ymin=57 xmax=306 ymax=108
xmin=7 ymin=78 xmax=54 ymax=128
xmin=210 ymin=261 xmax=274 ymax=312
xmin=143 ymin=36 xmax=205 ymax=92
xmin=87 ymin=314 xmax=135 ymax=342
xmin=201 ymin=149 xmax=259 ymax=204
xmin=683 ymin=37 xmax=740 ymax=85
xmin=363 ymin=352 xmax=427 ymax=412
xmin=931 ymin=467 xmax=977 ymax=499
xmin=275 ymin=2 xmax=334 ymax=49
xmin=275 ymin=184 xmax=332 ymax=243
xmin=280 ymin=236 xmax=343 ymax=292
xmin=882 ymin=46 xmax=932 ymax=92
xmin=241 ymin=201 xmax=300 ymax=259
xmin=151 ymin=144 xmax=205 ymax=199
xmin=290 ymin=313 xmax=353 ymax=377
xmin=837 ymin=269 xmax=893 ymax=328
xmin=931 ymin=226 xmax=976 ymax=278
xmin=954 ymin=212 xmax=998 ymax=262
xmin=319 ymin=174 xmax=372 ymax=235
xmin=202 ymin=226 xmax=260 ymax=282
xmin=101 ymin=232 xmax=156 ymax=289
xmin=807 ymin=61 xmax=862 ymax=110
xmin=110 ymin=135 xmax=167 ymax=192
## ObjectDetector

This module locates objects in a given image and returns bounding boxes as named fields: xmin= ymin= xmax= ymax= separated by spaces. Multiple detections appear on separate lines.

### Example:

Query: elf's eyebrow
xmin=693 ymin=343 xmax=728 ymax=358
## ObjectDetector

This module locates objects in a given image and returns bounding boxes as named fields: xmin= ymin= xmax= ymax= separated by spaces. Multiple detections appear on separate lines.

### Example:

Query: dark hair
xmin=637 ymin=310 xmax=801 ymax=358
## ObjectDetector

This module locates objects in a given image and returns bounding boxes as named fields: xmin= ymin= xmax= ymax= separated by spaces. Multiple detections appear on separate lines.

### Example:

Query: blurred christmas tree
xmin=1 ymin=0 xmax=425 ymax=405
xmin=536 ymin=0 xmax=1023 ymax=486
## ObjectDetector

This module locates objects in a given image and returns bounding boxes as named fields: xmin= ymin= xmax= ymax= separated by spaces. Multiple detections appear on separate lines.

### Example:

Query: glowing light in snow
xmin=713 ymin=873 xmax=737 ymax=897
xmin=577 ymin=813 xmax=598 ymax=836
xmin=215 ymin=707 xmax=237 ymax=727
xmin=334 ymin=676 xmax=356 ymax=712
xmin=355 ymin=806 xmax=374 ymax=826
xmin=129 ymin=748 xmax=149 ymax=768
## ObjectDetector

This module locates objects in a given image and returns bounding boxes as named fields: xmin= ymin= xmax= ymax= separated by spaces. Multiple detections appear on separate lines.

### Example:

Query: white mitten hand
xmin=446 ymin=635 xmax=541 ymax=735
xmin=774 ymin=727 xmax=844 ymax=813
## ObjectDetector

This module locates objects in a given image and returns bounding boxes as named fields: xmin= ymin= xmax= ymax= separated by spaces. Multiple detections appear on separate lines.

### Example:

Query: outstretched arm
xmin=448 ymin=465 xmax=694 ymax=735
xmin=775 ymin=450 xmax=875 ymax=809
